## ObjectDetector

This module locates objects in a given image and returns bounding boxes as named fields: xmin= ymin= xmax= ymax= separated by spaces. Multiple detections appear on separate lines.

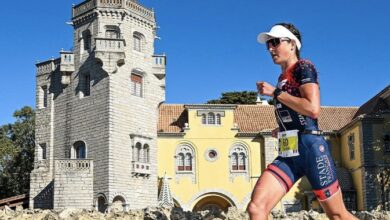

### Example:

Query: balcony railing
xmin=152 ymin=55 xmax=166 ymax=81
xmin=95 ymin=38 xmax=125 ymax=52
xmin=55 ymin=159 xmax=93 ymax=172
xmin=132 ymin=161 xmax=151 ymax=175
xmin=73 ymin=0 xmax=154 ymax=20
xmin=60 ymin=51 xmax=75 ymax=73
xmin=153 ymin=55 xmax=166 ymax=68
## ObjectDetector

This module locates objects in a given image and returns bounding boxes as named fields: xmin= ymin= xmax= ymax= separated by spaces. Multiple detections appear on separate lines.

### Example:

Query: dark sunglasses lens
xmin=266 ymin=38 xmax=281 ymax=49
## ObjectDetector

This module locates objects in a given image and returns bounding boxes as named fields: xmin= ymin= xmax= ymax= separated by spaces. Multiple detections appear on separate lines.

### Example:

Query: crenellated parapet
xmin=72 ymin=0 xmax=154 ymax=21
xmin=36 ymin=59 xmax=59 ymax=76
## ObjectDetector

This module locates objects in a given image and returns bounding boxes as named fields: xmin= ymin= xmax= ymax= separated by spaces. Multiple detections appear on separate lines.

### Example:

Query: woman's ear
xmin=290 ymin=41 xmax=296 ymax=51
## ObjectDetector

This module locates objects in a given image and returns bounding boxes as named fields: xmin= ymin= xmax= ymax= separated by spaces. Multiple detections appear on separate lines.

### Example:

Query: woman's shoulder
xmin=294 ymin=59 xmax=317 ymax=72
xmin=292 ymin=59 xmax=319 ymax=84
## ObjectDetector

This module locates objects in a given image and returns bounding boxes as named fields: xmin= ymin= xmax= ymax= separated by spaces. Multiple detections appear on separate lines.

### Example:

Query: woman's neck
xmin=281 ymin=57 xmax=299 ymax=73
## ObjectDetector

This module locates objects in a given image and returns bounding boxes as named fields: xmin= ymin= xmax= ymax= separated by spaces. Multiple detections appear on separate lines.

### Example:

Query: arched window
xmin=185 ymin=153 xmax=192 ymax=171
xmin=133 ymin=32 xmax=144 ymax=52
xmin=201 ymin=114 xmax=206 ymax=124
xmin=207 ymin=112 xmax=215 ymax=124
xmin=239 ymin=152 xmax=246 ymax=170
xmin=143 ymin=144 xmax=150 ymax=163
xmin=216 ymin=114 xmax=221 ymax=125
xmin=176 ymin=144 xmax=195 ymax=173
xmin=73 ymin=141 xmax=86 ymax=159
xmin=135 ymin=142 xmax=142 ymax=162
xmin=229 ymin=144 xmax=248 ymax=172
xmin=177 ymin=153 xmax=185 ymax=171
xmin=231 ymin=152 xmax=238 ymax=170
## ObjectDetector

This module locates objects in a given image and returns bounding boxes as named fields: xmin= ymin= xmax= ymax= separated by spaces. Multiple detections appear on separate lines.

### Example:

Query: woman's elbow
xmin=308 ymin=108 xmax=320 ymax=119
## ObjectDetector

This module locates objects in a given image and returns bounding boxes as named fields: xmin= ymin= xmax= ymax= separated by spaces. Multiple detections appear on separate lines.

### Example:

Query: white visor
xmin=257 ymin=25 xmax=301 ymax=50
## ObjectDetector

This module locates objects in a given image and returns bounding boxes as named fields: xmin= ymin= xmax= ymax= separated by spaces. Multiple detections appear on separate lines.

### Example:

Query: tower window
xmin=80 ymin=73 xmax=91 ymax=98
xmin=38 ymin=143 xmax=47 ymax=160
xmin=143 ymin=144 xmax=150 ymax=163
xmin=105 ymin=25 xmax=120 ymax=39
xmin=84 ymin=74 xmax=90 ymax=96
xmin=82 ymin=30 xmax=92 ymax=51
xmin=348 ymin=134 xmax=355 ymax=160
xmin=133 ymin=32 xmax=144 ymax=52
xmin=40 ymin=85 xmax=48 ymax=108
xmin=131 ymin=73 xmax=143 ymax=97
xmin=133 ymin=35 xmax=141 ymax=51
xmin=73 ymin=141 xmax=87 ymax=159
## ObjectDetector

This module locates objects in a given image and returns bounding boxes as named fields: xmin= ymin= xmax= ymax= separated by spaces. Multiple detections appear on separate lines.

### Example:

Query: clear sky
xmin=0 ymin=0 xmax=389 ymax=125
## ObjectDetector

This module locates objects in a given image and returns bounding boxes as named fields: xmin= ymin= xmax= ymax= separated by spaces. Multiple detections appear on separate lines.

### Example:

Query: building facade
xmin=157 ymin=86 xmax=390 ymax=212
xmin=29 ymin=0 xmax=390 ymax=213
xmin=30 ymin=0 xmax=166 ymax=211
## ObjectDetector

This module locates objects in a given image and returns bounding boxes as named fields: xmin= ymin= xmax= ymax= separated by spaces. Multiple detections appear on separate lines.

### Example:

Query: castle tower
xmin=30 ymin=0 xmax=166 ymax=211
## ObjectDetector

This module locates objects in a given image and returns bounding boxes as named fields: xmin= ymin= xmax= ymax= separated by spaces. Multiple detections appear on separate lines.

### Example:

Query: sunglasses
xmin=266 ymin=38 xmax=291 ymax=50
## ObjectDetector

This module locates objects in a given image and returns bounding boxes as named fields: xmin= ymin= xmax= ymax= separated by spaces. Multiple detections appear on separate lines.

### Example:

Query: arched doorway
xmin=97 ymin=195 xmax=107 ymax=213
xmin=192 ymin=194 xmax=234 ymax=212
xmin=112 ymin=196 xmax=126 ymax=212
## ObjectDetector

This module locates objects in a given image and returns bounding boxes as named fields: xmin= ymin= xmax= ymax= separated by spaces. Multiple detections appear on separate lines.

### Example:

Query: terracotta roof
xmin=158 ymin=104 xmax=358 ymax=134
xmin=234 ymin=105 xmax=277 ymax=132
xmin=318 ymin=107 xmax=359 ymax=132
xmin=158 ymin=104 xmax=186 ymax=133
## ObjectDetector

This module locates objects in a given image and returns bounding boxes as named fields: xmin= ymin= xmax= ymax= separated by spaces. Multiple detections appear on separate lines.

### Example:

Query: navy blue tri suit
xmin=265 ymin=59 xmax=340 ymax=201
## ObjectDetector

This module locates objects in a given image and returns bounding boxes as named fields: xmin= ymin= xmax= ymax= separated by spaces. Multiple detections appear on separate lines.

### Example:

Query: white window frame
xmin=175 ymin=144 xmax=195 ymax=173
xmin=229 ymin=145 xmax=248 ymax=172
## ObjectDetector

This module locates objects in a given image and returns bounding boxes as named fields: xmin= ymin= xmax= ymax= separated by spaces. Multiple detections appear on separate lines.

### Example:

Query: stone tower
xmin=30 ymin=0 xmax=166 ymax=211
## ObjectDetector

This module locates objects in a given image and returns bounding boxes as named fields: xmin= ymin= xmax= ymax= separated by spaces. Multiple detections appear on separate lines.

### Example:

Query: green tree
xmin=0 ymin=106 xmax=35 ymax=199
xmin=207 ymin=91 xmax=259 ymax=104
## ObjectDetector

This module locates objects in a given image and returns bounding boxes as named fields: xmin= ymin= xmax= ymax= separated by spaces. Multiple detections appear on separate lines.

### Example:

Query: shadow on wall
xmin=33 ymin=180 xmax=54 ymax=209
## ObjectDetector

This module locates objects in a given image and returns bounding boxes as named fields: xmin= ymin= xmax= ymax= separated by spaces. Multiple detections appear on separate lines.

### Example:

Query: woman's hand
xmin=256 ymin=81 xmax=276 ymax=97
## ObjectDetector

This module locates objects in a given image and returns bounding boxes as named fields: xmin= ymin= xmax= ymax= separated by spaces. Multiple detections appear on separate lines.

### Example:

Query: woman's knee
xmin=247 ymin=200 xmax=270 ymax=216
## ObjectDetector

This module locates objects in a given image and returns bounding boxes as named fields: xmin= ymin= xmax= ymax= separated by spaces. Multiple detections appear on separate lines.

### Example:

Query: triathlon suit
xmin=265 ymin=59 xmax=340 ymax=201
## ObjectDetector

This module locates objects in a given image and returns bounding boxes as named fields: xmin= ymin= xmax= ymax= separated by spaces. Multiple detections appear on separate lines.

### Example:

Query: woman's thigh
xmin=250 ymin=171 xmax=286 ymax=212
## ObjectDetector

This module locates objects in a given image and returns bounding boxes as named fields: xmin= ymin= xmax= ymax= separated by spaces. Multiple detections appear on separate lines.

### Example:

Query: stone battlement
xmin=72 ymin=0 xmax=154 ymax=20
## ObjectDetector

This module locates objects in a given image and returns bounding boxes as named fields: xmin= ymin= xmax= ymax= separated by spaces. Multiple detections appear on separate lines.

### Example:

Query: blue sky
xmin=0 ymin=0 xmax=389 ymax=125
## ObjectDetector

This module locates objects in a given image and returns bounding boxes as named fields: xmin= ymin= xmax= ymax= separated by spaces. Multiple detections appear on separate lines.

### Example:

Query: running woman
xmin=247 ymin=23 xmax=358 ymax=220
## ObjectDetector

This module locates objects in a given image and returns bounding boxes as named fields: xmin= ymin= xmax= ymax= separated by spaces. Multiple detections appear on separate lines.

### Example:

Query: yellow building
xmin=157 ymin=85 xmax=390 ymax=212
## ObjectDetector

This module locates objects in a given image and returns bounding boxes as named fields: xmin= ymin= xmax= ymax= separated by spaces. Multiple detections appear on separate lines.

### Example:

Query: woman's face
xmin=267 ymin=38 xmax=296 ymax=65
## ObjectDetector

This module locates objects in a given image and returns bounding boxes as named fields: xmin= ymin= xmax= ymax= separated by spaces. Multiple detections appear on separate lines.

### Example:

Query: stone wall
xmin=53 ymin=160 xmax=94 ymax=209
xmin=2 ymin=206 xmax=390 ymax=220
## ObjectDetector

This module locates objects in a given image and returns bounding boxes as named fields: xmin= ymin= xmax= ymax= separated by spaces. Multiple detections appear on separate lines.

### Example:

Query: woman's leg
xmin=247 ymin=171 xmax=286 ymax=220
xmin=319 ymin=190 xmax=358 ymax=220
